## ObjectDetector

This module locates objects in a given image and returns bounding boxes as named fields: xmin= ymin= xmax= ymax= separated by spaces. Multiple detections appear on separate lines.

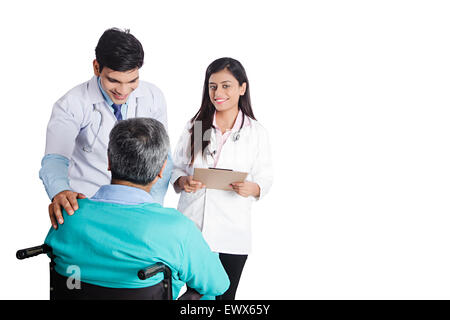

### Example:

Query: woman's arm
xmin=170 ymin=122 xmax=204 ymax=193
xmin=233 ymin=124 xmax=273 ymax=200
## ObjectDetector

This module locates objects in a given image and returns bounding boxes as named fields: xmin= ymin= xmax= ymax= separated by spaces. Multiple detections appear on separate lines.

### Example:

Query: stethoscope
xmin=232 ymin=119 xmax=243 ymax=142
xmin=82 ymin=101 xmax=140 ymax=153
xmin=228 ymin=112 xmax=245 ymax=142
xmin=207 ymin=114 xmax=245 ymax=160
xmin=82 ymin=104 xmax=104 ymax=153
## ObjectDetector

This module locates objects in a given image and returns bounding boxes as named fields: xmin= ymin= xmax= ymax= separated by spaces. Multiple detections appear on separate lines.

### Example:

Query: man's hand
xmin=177 ymin=176 xmax=205 ymax=193
xmin=230 ymin=181 xmax=260 ymax=198
xmin=49 ymin=190 xmax=86 ymax=229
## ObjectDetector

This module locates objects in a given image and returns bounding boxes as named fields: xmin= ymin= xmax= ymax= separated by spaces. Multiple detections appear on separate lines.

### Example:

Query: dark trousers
xmin=51 ymin=267 xmax=167 ymax=300
xmin=216 ymin=253 xmax=248 ymax=300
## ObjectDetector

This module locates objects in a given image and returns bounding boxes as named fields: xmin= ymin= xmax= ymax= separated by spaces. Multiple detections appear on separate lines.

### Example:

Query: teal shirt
xmin=44 ymin=186 xmax=229 ymax=299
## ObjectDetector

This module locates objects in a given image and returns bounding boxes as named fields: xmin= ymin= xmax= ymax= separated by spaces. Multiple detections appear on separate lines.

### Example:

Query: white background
xmin=1 ymin=0 xmax=450 ymax=299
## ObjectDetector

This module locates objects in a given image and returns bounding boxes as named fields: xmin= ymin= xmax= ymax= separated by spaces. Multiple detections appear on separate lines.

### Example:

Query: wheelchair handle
xmin=16 ymin=244 xmax=51 ymax=260
xmin=138 ymin=262 xmax=173 ymax=300
xmin=138 ymin=262 xmax=167 ymax=280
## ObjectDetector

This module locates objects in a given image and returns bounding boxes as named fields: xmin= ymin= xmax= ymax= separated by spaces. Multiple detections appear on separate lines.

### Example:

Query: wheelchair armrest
xmin=16 ymin=244 xmax=51 ymax=260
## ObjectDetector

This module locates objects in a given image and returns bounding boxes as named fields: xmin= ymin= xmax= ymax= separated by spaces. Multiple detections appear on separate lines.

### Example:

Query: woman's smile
xmin=214 ymin=98 xmax=229 ymax=104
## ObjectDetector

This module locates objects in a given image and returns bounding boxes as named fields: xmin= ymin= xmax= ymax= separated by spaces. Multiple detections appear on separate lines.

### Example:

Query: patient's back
xmin=44 ymin=198 xmax=229 ymax=298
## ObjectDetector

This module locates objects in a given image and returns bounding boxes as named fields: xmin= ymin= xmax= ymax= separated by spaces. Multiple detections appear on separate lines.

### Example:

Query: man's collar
xmin=91 ymin=184 xmax=155 ymax=205
xmin=87 ymin=76 xmax=105 ymax=104
xmin=97 ymin=76 xmax=115 ymax=106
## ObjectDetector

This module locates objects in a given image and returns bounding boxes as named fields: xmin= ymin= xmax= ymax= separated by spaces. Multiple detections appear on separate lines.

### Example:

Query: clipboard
xmin=193 ymin=168 xmax=248 ymax=191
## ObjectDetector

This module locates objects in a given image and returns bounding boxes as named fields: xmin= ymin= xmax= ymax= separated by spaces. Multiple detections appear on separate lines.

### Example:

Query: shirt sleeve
xmin=178 ymin=221 xmax=230 ymax=297
xmin=39 ymin=154 xmax=71 ymax=200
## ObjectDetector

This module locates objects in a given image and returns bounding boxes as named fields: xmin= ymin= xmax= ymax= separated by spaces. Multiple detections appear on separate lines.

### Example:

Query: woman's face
xmin=208 ymin=68 xmax=246 ymax=112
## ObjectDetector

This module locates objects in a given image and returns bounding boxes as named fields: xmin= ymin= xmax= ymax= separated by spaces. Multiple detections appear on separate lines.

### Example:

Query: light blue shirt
xmin=90 ymin=184 xmax=153 ymax=205
xmin=39 ymin=78 xmax=173 ymax=204
xmin=44 ymin=184 xmax=229 ymax=299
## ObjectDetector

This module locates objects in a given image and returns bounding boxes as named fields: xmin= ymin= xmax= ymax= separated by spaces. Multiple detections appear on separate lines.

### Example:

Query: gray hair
xmin=108 ymin=118 xmax=169 ymax=185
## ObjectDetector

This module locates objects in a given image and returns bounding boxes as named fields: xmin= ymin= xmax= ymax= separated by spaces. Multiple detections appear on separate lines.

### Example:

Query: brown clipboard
xmin=193 ymin=168 xmax=248 ymax=191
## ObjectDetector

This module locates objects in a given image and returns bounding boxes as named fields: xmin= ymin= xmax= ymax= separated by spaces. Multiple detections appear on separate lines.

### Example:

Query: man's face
xmin=93 ymin=60 xmax=139 ymax=105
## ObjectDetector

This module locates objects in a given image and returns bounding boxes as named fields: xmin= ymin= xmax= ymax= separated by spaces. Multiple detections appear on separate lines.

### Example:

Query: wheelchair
xmin=17 ymin=244 xmax=201 ymax=300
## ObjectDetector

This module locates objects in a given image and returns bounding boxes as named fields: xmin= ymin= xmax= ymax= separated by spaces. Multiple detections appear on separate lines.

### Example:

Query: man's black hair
xmin=95 ymin=28 xmax=144 ymax=72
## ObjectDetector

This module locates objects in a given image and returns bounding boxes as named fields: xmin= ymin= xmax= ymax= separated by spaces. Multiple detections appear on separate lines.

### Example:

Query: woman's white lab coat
xmin=170 ymin=117 xmax=273 ymax=254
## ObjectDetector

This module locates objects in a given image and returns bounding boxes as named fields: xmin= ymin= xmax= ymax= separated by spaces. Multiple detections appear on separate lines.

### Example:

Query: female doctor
xmin=171 ymin=57 xmax=273 ymax=300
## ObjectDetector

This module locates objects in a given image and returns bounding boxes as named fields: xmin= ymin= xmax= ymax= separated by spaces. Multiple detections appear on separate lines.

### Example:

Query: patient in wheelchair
xmin=44 ymin=118 xmax=229 ymax=299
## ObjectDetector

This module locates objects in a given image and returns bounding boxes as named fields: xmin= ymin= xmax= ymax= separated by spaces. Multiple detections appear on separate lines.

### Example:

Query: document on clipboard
xmin=193 ymin=168 xmax=248 ymax=191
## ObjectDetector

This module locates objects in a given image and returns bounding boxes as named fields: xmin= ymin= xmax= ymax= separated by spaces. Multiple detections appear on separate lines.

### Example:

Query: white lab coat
xmin=45 ymin=76 xmax=168 ymax=198
xmin=170 ymin=117 xmax=273 ymax=254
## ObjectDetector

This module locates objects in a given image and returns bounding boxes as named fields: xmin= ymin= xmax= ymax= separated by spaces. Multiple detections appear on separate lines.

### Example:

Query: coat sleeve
xmin=170 ymin=121 xmax=194 ymax=193
xmin=41 ymin=94 xmax=88 ymax=198
xmin=250 ymin=124 xmax=274 ymax=200
xmin=44 ymin=97 xmax=87 ymax=158
xmin=148 ymin=84 xmax=169 ymax=131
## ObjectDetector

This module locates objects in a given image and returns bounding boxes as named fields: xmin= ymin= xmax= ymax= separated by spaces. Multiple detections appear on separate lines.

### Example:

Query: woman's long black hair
xmin=188 ymin=57 xmax=256 ymax=165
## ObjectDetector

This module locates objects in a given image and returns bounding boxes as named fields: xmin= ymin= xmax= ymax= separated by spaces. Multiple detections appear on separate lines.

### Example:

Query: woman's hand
xmin=178 ymin=176 xmax=205 ymax=193
xmin=230 ymin=181 xmax=260 ymax=198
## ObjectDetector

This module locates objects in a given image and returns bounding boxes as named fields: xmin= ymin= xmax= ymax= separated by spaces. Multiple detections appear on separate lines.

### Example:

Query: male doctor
xmin=39 ymin=28 xmax=173 ymax=229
